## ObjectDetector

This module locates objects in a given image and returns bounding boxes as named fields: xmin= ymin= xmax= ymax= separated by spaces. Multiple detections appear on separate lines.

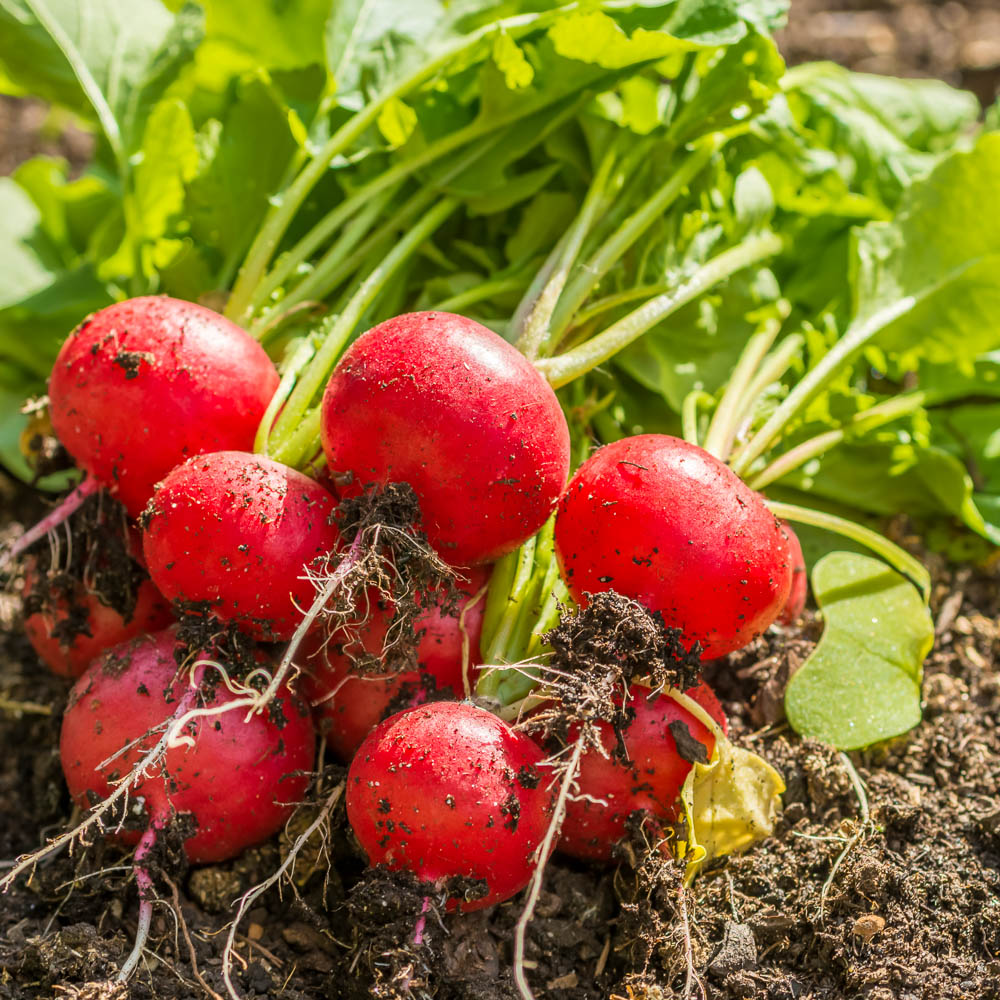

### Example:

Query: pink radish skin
xmin=302 ymin=568 xmax=489 ymax=760
xmin=347 ymin=701 xmax=551 ymax=911
xmin=554 ymin=435 xmax=793 ymax=659
xmin=49 ymin=297 xmax=279 ymax=517
xmin=24 ymin=562 xmax=173 ymax=679
xmin=60 ymin=629 xmax=315 ymax=863
xmin=545 ymin=682 xmax=726 ymax=862
xmin=320 ymin=312 xmax=571 ymax=566
xmin=142 ymin=451 xmax=340 ymax=640
xmin=778 ymin=522 xmax=808 ymax=625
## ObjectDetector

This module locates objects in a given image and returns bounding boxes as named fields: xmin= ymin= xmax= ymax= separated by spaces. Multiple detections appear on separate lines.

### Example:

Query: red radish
xmin=347 ymin=701 xmax=551 ymax=911
xmin=60 ymin=628 xmax=315 ymax=863
xmin=49 ymin=297 xmax=280 ymax=517
xmin=303 ymin=567 xmax=489 ymax=760
xmin=320 ymin=312 xmax=570 ymax=566
xmin=778 ymin=522 xmax=807 ymax=625
xmin=142 ymin=451 xmax=340 ymax=640
xmin=23 ymin=561 xmax=173 ymax=679
xmin=548 ymin=682 xmax=726 ymax=862
xmin=554 ymin=435 xmax=793 ymax=659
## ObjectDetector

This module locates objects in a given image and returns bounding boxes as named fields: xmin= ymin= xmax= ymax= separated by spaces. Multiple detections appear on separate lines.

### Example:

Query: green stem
xmin=481 ymin=537 xmax=538 ymax=669
xmin=545 ymin=135 xmax=724 ymax=348
xmin=567 ymin=283 xmax=676 ymax=329
xmin=266 ymin=197 xmax=459 ymax=464
xmin=747 ymin=392 xmax=927 ymax=491
xmin=431 ymin=275 xmax=528 ymax=314
xmin=729 ymin=292 xmax=925 ymax=479
xmin=253 ymin=336 xmax=318 ymax=455
xmin=535 ymin=231 xmax=783 ymax=388
xmin=515 ymin=144 xmax=620 ymax=360
xmin=681 ymin=390 xmax=714 ymax=447
xmin=701 ymin=312 xmax=783 ymax=460
xmin=251 ymin=183 xmax=400 ymax=320
xmin=224 ymin=4 xmax=589 ymax=325
xmin=270 ymin=407 xmax=322 ymax=468
xmin=763 ymin=500 xmax=930 ymax=601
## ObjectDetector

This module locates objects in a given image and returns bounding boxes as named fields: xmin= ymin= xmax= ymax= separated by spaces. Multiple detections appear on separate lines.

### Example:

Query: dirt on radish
xmin=2 ymin=476 xmax=999 ymax=1000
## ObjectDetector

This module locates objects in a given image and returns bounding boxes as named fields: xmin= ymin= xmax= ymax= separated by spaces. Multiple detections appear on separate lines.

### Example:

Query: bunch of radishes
xmin=7 ymin=295 xmax=803 ymax=972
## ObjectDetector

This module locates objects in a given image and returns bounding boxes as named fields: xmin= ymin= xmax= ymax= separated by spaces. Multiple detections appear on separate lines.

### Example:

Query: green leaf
xmin=0 ymin=177 xmax=64 ymax=310
xmin=850 ymin=133 xmax=1000 ymax=368
xmin=548 ymin=10 xmax=700 ymax=70
xmin=0 ymin=0 xmax=204 ymax=160
xmin=785 ymin=551 xmax=932 ymax=750
xmin=0 ymin=264 xmax=112 ymax=377
xmin=202 ymin=0 xmax=331 ymax=70
xmin=491 ymin=30 xmax=533 ymax=90
xmin=134 ymin=99 xmax=199 ymax=240
xmin=186 ymin=75 xmax=298 ymax=271
xmin=376 ymin=97 xmax=418 ymax=149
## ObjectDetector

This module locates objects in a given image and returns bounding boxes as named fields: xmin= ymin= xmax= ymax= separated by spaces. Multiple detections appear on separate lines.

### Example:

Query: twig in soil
xmin=221 ymin=781 xmax=345 ymax=1000
xmin=513 ymin=736 xmax=586 ymax=1000
xmin=819 ymin=752 xmax=872 ymax=921
xmin=0 ymin=695 xmax=53 ymax=716
xmin=164 ymin=872 xmax=225 ymax=1000
xmin=678 ymin=887 xmax=706 ymax=1000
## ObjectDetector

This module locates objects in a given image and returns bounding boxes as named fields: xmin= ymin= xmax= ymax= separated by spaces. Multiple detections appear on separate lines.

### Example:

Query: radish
xmin=23 ymin=560 xmax=173 ymax=679
xmin=554 ymin=435 xmax=793 ymax=659
xmin=48 ymin=297 xmax=280 ymax=517
xmin=60 ymin=627 xmax=315 ymax=979
xmin=778 ymin=522 xmax=808 ymax=625
xmin=547 ymin=682 xmax=726 ymax=861
xmin=346 ymin=701 xmax=551 ymax=911
xmin=142 ymin=451 xmax=340 ymax=641
xmin=60 ymin=628 xmax=315 ymax=864
xmin=320 ymin=312 xmax=571 ymax=566
xmin=303 ymin=567 xmax=488 ymax=760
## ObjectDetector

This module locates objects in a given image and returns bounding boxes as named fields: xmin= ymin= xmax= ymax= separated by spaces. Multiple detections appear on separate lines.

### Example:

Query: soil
xmin=2 ymin=3 xmax=1000 ymax=998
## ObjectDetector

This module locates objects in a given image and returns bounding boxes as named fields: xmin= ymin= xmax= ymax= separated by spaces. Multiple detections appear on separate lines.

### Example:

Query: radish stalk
xmin=225 ymin=5 xmax=601 ymax=325
xmin=535 ymin=231 xmax=784 ymax=388
xmin=701 ymin=312 xmax=784 ymax=460
xmin=748 ymin=392 xmax=927 ymax=491
xmin=3 ymin=476 xmax=99 ymax=569
xmin=543 ymin=135 xmax=726 ymax=352
xmin=265 ymin=197 xmax=460 ymax=465
xmin=763 ymin=499 xmax=930 ymax=600
xmin=516 ymin=144 xmax=621 ymax=360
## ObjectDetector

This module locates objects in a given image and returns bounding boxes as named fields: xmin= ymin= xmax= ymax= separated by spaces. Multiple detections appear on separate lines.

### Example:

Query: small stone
xmin=851 ymin=914 xmax=885 ymax=942
xmin=247 ymin=923 xmax=264 ymax=942
xmin=547 ymin=972 xmax=579 ymax=990
xmin=708 ymin=921 xmax=757 ymax=977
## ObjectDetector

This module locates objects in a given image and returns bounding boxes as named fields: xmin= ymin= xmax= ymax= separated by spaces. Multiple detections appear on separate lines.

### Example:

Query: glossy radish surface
xmin=347 ymin=701 xmax=551 ymax=910
xmin=60 ymin=629 xmax=315 ymax=863
xmin=23 ymin=562 xmax=173 ymax=679
xmin=320 ymin=312 xmax=570 ymax=566
xmin=554 ymin=435 xmax=793 ymax=659
xmin=143 ymin=451 xmax=340 ymax=640
xmin=778 ymin=522 xmax=808 ymax=625
xmin=550 ymin=682 xmax=726 ymax=861
xmin=49 ymin=297 xmax=279 ymax=517
xmin=303 ymin=568 xmax=488 ymax=760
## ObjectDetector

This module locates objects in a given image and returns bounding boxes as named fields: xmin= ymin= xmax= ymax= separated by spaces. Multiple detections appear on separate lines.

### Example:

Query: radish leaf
xmin=785 ymin=551 xmax=932 ymax=750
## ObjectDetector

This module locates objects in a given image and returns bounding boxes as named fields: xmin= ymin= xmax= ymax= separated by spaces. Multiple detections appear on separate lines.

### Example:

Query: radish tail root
xmin=2 ymin=477 xmax=100 ymax=571
xmin=513 ymin=736 xmax=586 ymax=1000
xmin=118 ymin=811 xmax=169 ymax=981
